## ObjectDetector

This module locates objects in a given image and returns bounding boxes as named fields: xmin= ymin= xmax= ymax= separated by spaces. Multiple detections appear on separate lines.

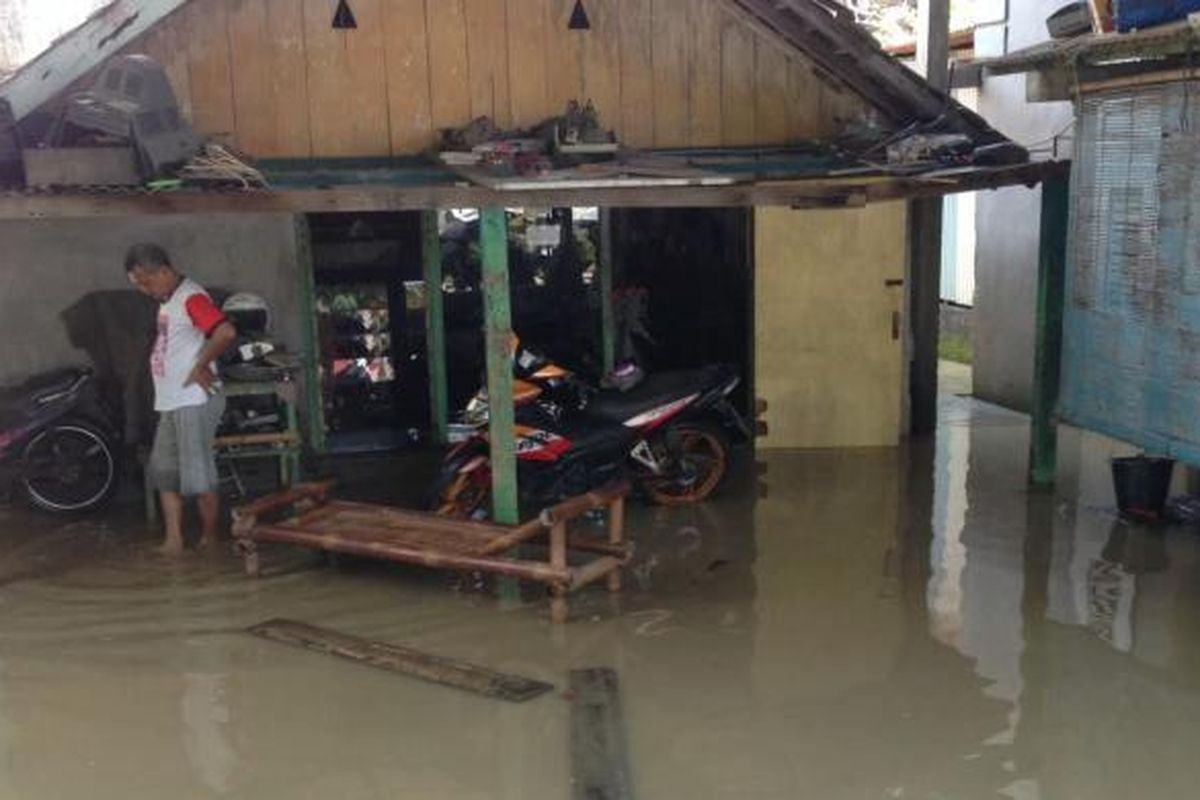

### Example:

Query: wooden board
xmin=569 ymin=668 xmax=633 ymax=800
xmin=181 ymin=0 xmax=236 ymax=139
xmin=755 ymin=37 xmax=791 ymax=145
xmin=618 ymin=0 xmax=654 ymax=148
xmin=721 ymin=12 xmax=756 ymax=146
xmin=22 ymin=148 xmax=140 ymax=186
xmin=426 ymin=0 xmax=472 ymax=132
xmin=651 ymin=0 xmax=690 ymax=147
xmin=786 ymin=58 xmax=822 ymax=141
xmin=263 ymin=0 xmax=313 ymax=156
xmin=689 ymin=2 xmax=723 ymax=147
xmin=581 ymin=0 xmax=622 ymax=138
xmin=465 ymin=0 xmax=512 ymax=128
xmin=506 ymin=0 xmax=553 ymax=128
xmin=819 ymin=80 xmax=864 ymax=130
xmin=383 ymin=0 xmax=435 ymax=154
xmin=0 ymin=162 xmax=1071 ymax=219
xmin=301 ymin=0 xmax=390 ymax=156
xmin=227 ymin=0 xmax=312 ymax=157
xmin=249 ymin=618 xmax=556 ymax=702
xmin=227 ymin=0 xmax=270 ymax=154
xmin=544 ymin=0 xmax=584 ymax=114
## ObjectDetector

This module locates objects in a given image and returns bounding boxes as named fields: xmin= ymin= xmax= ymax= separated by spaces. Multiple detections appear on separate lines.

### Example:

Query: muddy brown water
xmin=1 ymin=394 xmax=1199 ymax=799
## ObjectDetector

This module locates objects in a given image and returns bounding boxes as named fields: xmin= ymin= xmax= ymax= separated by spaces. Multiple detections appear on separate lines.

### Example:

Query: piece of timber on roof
xmin=977 ymin=17 xmax=1200 ymax=76
xmin=0 ymin=0 xmax=193 ymax=122
xmin=727 ymin=0 xmax=1016 ymax=147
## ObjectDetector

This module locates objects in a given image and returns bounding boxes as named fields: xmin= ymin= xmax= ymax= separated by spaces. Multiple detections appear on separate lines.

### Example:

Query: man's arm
xmin=186 ymin=320 xmax=237 ymax=390
xmin=182 ymin=293 xmax=238 ymax=391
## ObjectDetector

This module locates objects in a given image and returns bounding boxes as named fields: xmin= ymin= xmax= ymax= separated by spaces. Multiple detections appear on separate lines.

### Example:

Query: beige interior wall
xmin=754 ymin=202 xmax=907 ymax=449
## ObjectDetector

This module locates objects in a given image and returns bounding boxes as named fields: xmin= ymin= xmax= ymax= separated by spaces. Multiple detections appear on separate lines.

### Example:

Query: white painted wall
xmin=972 ymin=0 xmax=1075 ymax=411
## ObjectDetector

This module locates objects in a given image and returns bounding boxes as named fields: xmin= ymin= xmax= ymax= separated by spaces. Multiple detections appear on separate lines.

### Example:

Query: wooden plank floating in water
xmin=248 ymin=618 xmax=554 ymax=703
xmin=569 ymin=668 xmax=634 ymax=800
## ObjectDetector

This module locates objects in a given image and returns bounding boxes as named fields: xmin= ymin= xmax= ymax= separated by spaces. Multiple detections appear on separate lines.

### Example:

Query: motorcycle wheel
xmin=433 ymin=468 xmax=491 ymax=519
xmin=642 ymin=423 xmax=729 ymax=506
xmin=20 ymin=420 xmax=118 ymax=514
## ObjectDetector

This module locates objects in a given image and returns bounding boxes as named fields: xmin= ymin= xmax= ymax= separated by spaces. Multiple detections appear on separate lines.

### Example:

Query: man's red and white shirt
xmin=150 ymin=277 xmax=227 ymax=411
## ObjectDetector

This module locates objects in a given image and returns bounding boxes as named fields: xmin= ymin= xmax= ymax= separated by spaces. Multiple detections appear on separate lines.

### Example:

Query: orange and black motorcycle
xmin=432 ymin=341 xmax=750 ymax=518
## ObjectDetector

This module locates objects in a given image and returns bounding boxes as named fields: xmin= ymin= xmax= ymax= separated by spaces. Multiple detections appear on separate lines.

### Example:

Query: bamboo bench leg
xmin=233 ymin=516 xmax=261 ymax=578
xmin=607 ymin=497 xmax=625 ymax=593
xmin=550 ymin=521 xmax=568 ymax=624
xmin=244 ymin=542 xmax=262 ymax=578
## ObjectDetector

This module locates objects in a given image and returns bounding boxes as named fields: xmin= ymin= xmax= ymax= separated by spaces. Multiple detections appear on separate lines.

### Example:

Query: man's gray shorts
xmin=149 ymin=395 xmax=226 ymax=496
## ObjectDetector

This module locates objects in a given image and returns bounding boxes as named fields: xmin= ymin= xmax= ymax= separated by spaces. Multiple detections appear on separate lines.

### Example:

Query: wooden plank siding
xmin=754 ymin=36 xmax=792 ymax=146
xmin=721 ymin=11 xmax=757 ymax=146
xmin=426 ymin=0 xmax=472 ymax=133
xmin=465 ymin=0 xmax=512 ymax=128
xmin=107 ymin=0 xmax=868 ymax=158
xmin=689 ymin=2 xmax=724 ymax=147
xmin=301 ymin=0 xmax=390 ymax=156
xmin=617 ymin=0 xmax=655 ymax=148
xmin=652 ymin=0 xmax=691 ymax=147
xmin=544 ymin=0 xmax=584 ymax=116
xmin=227 ymin=0 xmax=311 ymax=157
xmin=179 ymin=0 xmax=236 ymax=140
xmin=582 ymin=0 xmax=622 ymax=139
xmin=507 ymin=0 xmax=555 ymax=128
xmin=383 ymin=0 xmax=435 ymax=154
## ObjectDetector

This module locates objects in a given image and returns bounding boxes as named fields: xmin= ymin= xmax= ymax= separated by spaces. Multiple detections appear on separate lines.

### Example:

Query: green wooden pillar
xmin=481 ymin=207 xmax=519 ymax=524
xmin=295 ymin=215 xmax=326 ymax=456
xmin=422 ymin=210 xmax=449 ymax=445
xmin=1029 ymin=175 xmax=1070 ymax=487
xmin=598 ymin=208 xmax=616 ymax=375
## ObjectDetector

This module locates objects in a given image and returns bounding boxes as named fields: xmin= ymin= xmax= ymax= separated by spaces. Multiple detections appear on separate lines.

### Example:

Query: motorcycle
xmin=0 ymin=366 xmax=120 ymax=513
xmin=432 ymin=342 xmax=751 ymax=518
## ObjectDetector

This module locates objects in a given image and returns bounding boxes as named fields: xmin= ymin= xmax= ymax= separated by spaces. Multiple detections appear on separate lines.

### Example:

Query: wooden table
xmin=232 ymin=481 xmax=630 ymax=623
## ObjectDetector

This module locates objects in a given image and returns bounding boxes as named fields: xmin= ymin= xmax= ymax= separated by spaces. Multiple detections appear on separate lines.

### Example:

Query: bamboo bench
xmin=231 ymin=480 xmax=630 ymax=623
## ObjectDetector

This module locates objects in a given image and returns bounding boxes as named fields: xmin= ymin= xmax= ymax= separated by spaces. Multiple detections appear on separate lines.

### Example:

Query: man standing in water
xmin=126 ymin=244 xmax=237 ymax=554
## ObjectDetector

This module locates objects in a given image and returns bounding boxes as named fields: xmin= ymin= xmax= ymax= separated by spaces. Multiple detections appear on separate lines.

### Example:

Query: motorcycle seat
xmin=583 ymin=369 xmax=713 ymax=424
xmin=0 ymin=367 xmax=88 ymax=412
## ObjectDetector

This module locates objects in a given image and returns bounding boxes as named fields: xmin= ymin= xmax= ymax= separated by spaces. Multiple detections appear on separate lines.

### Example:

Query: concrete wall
xmin=755 ymin=202 xmax=907 ymax=448
xmin=972 ymin=2 xmax=1074 ymax=411
xmin=0 ymin=213 xmax=302 ymax=385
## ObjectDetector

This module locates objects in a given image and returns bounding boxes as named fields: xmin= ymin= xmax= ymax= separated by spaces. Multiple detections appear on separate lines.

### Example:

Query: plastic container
xmin=1116 ymin=0 xmax=1200 ymax=32
xmin=1111 ymin=456 xmax=1175 ymax=519
xmin=1048 ymin=3 xmax=1094 ymax=38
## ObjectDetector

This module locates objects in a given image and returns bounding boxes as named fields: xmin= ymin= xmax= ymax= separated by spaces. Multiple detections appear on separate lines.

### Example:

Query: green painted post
xmin=1029 ymin=175 xmax=1070 ymax=487
xmin=422 ymin=210 xmax=449 ymax=445
xmin=480 ymin=207 xmax=519 ymax=525
xmin=295 ymin=215 xmax=326 ymax=456
xmin=599 ymin=208 xmax=616 ymax=375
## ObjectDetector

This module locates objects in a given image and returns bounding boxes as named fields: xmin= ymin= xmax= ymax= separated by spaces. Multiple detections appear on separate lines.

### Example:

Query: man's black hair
xmin=124 ymin=243 xmax=172 ymax=273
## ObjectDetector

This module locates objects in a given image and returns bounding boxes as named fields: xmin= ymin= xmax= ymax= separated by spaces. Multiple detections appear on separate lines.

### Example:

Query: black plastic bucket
xmin=1111 ymin=456 xmax=1174 ymax=520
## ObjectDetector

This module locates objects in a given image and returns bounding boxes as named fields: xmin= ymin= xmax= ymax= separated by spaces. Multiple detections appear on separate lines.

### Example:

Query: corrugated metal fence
xmin=1062 ymin=82 xmax=1200 ymax=462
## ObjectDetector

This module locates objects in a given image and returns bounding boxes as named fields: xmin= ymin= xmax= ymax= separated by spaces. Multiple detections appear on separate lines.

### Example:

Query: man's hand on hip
xmin=185 ymin=365 xmax=216 ymax=392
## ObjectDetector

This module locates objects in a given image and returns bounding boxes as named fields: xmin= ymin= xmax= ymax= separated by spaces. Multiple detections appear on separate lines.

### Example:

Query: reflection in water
xmin=928 ymin=399 xmax=1025 ymax=751
xmin=0 ymin=396 xmax=1199 ymax=798
xmin=927 ymin=418 xmax=969 ymax=645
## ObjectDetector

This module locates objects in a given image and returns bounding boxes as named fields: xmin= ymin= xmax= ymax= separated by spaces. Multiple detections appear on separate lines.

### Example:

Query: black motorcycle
xmin=433 ymin=342 xmax=752 ymax=518
xmin=0 ymin=367 xmax=120 ymax=513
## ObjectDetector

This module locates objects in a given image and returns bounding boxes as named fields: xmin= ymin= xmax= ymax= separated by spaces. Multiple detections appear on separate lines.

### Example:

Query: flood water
xmin=1 ymin=387 xmax=1199 ymax=799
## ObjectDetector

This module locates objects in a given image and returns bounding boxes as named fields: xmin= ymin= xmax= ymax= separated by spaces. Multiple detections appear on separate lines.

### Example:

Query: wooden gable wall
xmin=119 ymin=0 xmax=868 ymax=158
